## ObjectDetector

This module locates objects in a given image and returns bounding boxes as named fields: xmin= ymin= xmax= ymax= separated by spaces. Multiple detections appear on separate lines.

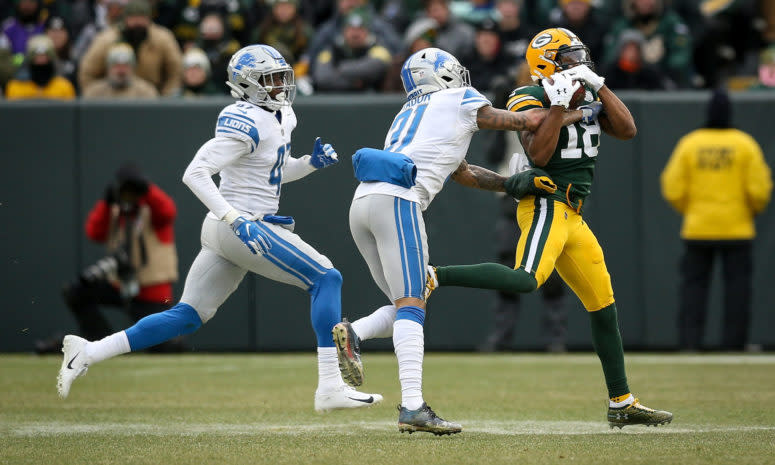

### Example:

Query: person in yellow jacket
xmin=5 ymin=34 xmax=75 ymax=100
xmin=661 ymin=89 xmax=772 ymax=351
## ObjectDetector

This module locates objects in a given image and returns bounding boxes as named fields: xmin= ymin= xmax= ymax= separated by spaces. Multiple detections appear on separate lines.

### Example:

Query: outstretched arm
xmin=476 ymin=106 xmax=583 ymax=132
xmin=597 ymin=86 xmax=637 ymax=140
xmin=451 ymin=159 xmax=506 ymax=192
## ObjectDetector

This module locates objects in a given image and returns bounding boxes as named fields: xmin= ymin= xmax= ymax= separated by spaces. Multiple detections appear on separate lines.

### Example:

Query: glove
xmin=504 ymin=169 xmax=558 ymax=200
xmin=579 ymin=101 xmax=603 ymax=125
xmin=561 ymin=64 xmax=605 ymax=92
xmin=230 ymin=216 xmax=272 ymax=255
xmin=309 ymin=137 xmax=339 ymax=169
xmin=542 ymin=73 xmax=581 ymax=109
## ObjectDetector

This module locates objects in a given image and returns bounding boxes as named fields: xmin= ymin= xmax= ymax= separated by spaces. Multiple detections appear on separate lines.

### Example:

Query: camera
xmin=80 ymin=247 xmax=139 ymax=300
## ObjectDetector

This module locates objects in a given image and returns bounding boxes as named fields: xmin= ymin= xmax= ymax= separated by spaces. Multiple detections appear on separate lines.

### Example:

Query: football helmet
xmin=525 ymin=28 xmax=593 ymax=81
xmin=399 ymin=47 xmax=470 ymax=100
xmin=226 ymin=44 xmax=296 ymax=110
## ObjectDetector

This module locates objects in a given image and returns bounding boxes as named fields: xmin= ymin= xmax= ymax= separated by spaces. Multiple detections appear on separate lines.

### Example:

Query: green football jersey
xmin=506 ymin=84 xmax=601 ymax=210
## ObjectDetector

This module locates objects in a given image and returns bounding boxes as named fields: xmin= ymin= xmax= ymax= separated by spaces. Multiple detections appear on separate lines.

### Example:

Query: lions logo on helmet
xmin=525 ymin=28 xmax=593 ymax=81
xmin=400 ymin=48 xmax=471 ymax=100
xmin=226 ymin=45 xmax=296 ymax=110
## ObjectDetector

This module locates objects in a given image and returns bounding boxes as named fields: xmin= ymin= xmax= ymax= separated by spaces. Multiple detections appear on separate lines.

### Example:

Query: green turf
xmin=2 ymin=353 xmax=774 ymax=464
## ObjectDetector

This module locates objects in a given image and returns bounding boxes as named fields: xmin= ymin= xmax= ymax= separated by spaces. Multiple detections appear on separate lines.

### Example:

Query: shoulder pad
xmin=506 ymin=85 xmax=545 ymax=112
xmin=216 ymin=105 xmax=260 ymax=149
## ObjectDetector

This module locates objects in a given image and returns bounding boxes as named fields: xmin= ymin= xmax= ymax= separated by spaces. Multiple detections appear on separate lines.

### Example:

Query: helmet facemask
xmin=554 ymin=45 xmax=594 ymax=72
xmin=226 ymin=45 xmax=296 ymax=111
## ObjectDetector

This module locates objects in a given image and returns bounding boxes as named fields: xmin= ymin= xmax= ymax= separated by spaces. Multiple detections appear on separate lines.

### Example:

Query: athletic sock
xmin=436 ymin=263 xmax=537 ymax=293
xmin=352 ymin=305 xmax=397 ymax=341
xmin=393 ymin=317 xmax=424 ymax=411
xmin=316 ymin=346 xmax=344 ymax=392
xmin=589 ymin=304 xmax=630 ymax=398
xmin=609 ymin=393 xmax=634 ymax=408
xmin=84 ymin=331 xmax=131 ymax=365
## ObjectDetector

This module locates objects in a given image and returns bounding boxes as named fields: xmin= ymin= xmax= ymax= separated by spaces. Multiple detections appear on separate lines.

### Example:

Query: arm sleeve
xmin=744 ymin=137 xmax=773 ymax=214
xmin=282 ymin=155 xmax=316 ymax=184
xmin=143 ymin=183 xmax=177 ymax=228
xmin=182 ymin=136 xmax=251 ymax=220
xmin=84 ymin=200 xmax=111 ymax=242
xmin=660 ymin=137 xmax=689 ymax=214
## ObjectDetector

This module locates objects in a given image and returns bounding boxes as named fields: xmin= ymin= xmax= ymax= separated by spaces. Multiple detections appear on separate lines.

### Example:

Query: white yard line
xmin=6 ymin=421 xmax=774 ymax=437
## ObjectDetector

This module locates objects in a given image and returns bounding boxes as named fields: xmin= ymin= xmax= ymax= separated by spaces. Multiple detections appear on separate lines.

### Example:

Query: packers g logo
xmin=531 ymin=33 xmax=553 ymax=49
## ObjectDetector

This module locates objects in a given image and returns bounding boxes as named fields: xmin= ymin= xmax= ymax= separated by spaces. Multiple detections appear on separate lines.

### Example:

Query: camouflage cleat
xmin=332 ymin=318 xmax=364 ymax=387
xmin=423 ymin=265 xmax=438 ymax=302
xmin=398 ymin=403 xmax=462 ymax=436
xmin=608 ymin=398 xmax=673 ymax=429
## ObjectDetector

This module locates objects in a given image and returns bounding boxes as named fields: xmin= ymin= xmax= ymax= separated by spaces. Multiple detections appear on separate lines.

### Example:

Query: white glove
xmin=542 ymin=73 xmax=581 ymax=109
xmin=561 ymin=64 xmax=605 ymax=92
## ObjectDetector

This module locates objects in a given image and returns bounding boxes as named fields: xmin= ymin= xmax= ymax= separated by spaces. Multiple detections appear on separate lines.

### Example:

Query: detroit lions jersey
xmin=213 ymin=100 xmax=296 ymax=217
xmin=353 ymin=87 xmax=491 ymax=211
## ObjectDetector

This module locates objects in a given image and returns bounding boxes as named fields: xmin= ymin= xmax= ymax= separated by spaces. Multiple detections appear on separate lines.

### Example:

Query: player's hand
xmin=230 ymin=216 xmax=272 ymax=255
xmin=579 ymin=101 xmax=603 ymax=125
xmin=542 ymin=73 xmax=581 ymax=109
xmin=561 ymin=64 xmax=605 ymax=92
xmin=504 ymin=169 xmax=558 ymax=199
xmin=310 ymin=137 xmax=339 ymax=169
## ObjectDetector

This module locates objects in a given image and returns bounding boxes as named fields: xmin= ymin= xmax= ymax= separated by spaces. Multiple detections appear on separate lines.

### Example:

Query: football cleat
xmin=398 ymin=403 xmax=462 ymax=435
xmin=332 ymin=318 xmax=364 ymax=387
xmin=314 ymin=385 xmax=383 ymax=412
xmin=423 ymin=265 xmax=438 ymax=302
xmin=608 ymin=398 xmax=673 ymax=429
xmin=57 ymin=335 xmax=89 ymax=399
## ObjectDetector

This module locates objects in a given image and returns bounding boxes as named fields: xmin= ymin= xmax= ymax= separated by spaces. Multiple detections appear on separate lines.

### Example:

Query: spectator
xmin=1 ymin=0 xmax=45 ymax=58
xmin=748 ymin=45 xmax=775 ymax=90
xmin=660 ymin=89 xmax=772 ymax=351
xmin=495 ymin=0 xmax=537 ymax=60
xmin=546 ymin=0 xmax=606 ymax=64
xmin=256 ymin=0 xmax=314 ymax=67
xmin=312 ymin=7 xmax=392 ymax=92
xmin=462 ymin=19 xmax=517 ymax=93
xmin=301 ymin=0 xmax=402 ymax=76
xmin=405 ymin=0 xmax=475 ymax=59
xmin=175 ymin=46 xmax=220 ymax=97
xmin=764 ymin=0 xmax=775 ymax=43
xmin=403 ymin=17 xmax=438 ymax=54
xmin=450 ymin=0 xmax=498 ymax=24
xmin=45 ymin=16 xmax=77 ymax=89
xmin=603 ymin=0 xmax=693 ymax=87
xmin=197 ymin=13 xmax=239 ymax=95
xmin=378 ymin=0 xmax=424 ymax=34
xmin=71 ymin=0 xmax=128 ymax=64
xmin=602 ymin=29 xmax=674 ymax=90
xmin=36 ymin=163 xmax=180 ymax=354
xmin=82 ymin=42 xmax=159 ymax=98
xmin=0 ymin=32 xmax=18 ymax=91
xmin=79 ymin=0 xmax=183 ymax=96
xmin=5 ymin=34 xmax=75 ymax=99
xmin=169 ymin=0 xmax=250 ymax=49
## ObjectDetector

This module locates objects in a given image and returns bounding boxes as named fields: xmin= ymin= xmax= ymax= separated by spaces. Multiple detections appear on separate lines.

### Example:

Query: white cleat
xmin=314 ymin=384 xmax=383 ymax=412
xmin=57 ymin=335 xmax=89 ymax=399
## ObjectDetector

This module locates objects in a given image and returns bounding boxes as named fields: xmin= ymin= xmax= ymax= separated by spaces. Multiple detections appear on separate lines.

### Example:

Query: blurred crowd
xmin=1 ymin=0 xmax=774 ymax=99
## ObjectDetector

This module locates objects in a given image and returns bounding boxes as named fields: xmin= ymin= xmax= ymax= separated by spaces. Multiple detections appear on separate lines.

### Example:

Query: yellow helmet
xmin=525 ymin=28 xmax=593 ymax=81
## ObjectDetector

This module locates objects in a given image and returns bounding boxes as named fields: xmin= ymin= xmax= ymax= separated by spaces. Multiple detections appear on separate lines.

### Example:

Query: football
xmin=542 ymin=78 xmax=587 ymax=109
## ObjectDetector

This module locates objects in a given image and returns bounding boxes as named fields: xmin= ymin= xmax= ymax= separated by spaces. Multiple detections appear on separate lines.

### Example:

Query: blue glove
xmin=310 ymin=137 xmax=339 ymax=169
xmin=580 ymin=101 xmax=603 ymax=125
xmin=230 ymin=216 xmax=272 ymax=255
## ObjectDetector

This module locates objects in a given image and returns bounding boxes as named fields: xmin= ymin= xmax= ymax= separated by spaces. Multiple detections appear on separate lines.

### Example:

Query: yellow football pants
xmin=514 ymin=196 xmax=615 ymax=312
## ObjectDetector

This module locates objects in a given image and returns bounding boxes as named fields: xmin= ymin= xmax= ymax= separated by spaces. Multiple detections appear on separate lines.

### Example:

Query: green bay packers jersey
xmin=506 ymin=84 xmax=600 ymax=210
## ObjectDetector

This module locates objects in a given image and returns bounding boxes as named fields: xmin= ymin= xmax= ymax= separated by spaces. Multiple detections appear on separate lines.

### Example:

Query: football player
xmin=425 ymin=28 xmax=673 ymax=429
xmin=57 ymin=45 xmax=383 ymax=412
xmin=332 ymin=48 xmax=589 ymax=435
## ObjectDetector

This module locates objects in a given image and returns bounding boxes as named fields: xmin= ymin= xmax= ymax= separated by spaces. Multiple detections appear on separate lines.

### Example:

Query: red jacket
xmin=85 ymin=184 xmax=176 ymax=303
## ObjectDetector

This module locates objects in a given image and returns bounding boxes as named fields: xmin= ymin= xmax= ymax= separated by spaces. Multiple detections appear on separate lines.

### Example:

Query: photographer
xmin=36 ymin=163 xmax=181 ymax=353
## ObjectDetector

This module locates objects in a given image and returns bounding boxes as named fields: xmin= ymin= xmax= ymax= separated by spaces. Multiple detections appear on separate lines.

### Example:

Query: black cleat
xmin=398 ymin=403 xmax=462 ymax=436
xmin=608 ymin=398 xmax=673 ymax=429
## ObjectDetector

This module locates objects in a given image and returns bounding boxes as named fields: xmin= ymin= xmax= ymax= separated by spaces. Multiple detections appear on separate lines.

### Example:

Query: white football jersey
xmin=353 ymin=87 xmax=491 ymax=211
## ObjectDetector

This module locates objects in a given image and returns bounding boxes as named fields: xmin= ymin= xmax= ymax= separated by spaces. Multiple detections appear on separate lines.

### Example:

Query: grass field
xmin=2 ymin=353 xmax=774 ymax=465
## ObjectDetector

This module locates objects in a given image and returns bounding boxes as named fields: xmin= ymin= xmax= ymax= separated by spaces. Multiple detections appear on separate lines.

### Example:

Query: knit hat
xmin=182 ymin=47 xmax=211 ymax=76
xmin=705 ymin=88 xmax=731 ymax=129
xmin=344 ymin=7 xmax=371 ymax=29
xmin=106 ymin=42 xmax=136 ymax=66
xmin=25 ymin=34 xmax=55 ymax=60
xmin=124 ymin=0 xmax=151 ymax=17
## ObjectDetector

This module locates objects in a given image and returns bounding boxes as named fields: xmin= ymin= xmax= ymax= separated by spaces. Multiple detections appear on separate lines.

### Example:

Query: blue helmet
xmin=226 ymin=45 xmax=296 ymax=110
xmin=399 ymin=48 xmax=470 ymax=100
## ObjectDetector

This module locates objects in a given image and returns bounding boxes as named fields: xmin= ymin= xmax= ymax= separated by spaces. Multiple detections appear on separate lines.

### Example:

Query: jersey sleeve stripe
xmin=507 ymin=99 xmax=543 ymax=112
xmin=461 ymin=98 xmax=490 ymax=105
xmin=221 ymin=113 xmax=255 ymax=126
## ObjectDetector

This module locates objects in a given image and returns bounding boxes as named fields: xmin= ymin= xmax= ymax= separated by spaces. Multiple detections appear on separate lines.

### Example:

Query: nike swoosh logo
xmin=347 ymin=396 xmax=374 ymax=404
xmin=67 ymin=353 xmax=79 ymax=370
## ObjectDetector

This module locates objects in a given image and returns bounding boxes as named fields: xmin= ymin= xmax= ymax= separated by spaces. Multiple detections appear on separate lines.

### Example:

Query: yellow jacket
xmin=5 ymin=76 xmax=76 ymax=100
xmin=661 ymin=128 xmax=772 ymax=240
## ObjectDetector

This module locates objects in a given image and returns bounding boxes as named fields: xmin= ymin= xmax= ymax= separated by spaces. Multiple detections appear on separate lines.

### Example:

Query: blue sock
xmin=125 ymin=303 xmax=202 ymax=351
xmin=396 ymin=305 xmax=425 ymax=326
xmin=309 ymin=268 xmax=342 ymax=347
